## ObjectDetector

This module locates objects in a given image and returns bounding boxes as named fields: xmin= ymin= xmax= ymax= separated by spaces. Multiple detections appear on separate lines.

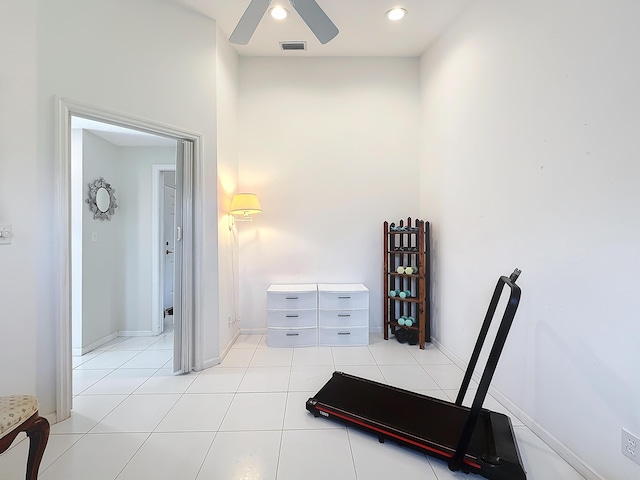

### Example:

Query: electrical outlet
xmin=622 ymin=428 xmax=640 ymax=464
xmin=227 ymin=315 xmax=233 ymax=326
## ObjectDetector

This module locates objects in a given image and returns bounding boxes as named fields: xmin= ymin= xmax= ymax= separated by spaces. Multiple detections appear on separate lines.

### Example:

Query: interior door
xmin=173 ymin=140 xmax=194 ymax=374
xmin=163 ymin=177 xmax=176 ymax=324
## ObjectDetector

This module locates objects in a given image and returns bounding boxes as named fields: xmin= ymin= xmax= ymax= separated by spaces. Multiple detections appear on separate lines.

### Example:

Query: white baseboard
xmin=240 ymin=327 xmax=267 ymax=335
xmin=202 ymin=357 xmax=220 ymax=370
xmin=44 ymin=411 xmax=58 ymax=425
xmin=222 ymin=330 xmax=240 ymax=356
xmin=74 ymin=331 xmax=119 ymax=355
xmin=201 ymin=330 xmax=241 ymax=370
xmin=75 ymin=330 xmax=160 ymax=356
xmin=118 ymin=330 xmax=155 ymax=337
xmin=431 ymin=338 xmax=604 ymax=480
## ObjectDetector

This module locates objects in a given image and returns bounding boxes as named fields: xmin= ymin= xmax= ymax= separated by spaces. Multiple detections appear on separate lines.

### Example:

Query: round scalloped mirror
xmin=86 ymin=178 xmax=118 ymax=220
xmin=95 ymin=187 xmax=110 ymax=212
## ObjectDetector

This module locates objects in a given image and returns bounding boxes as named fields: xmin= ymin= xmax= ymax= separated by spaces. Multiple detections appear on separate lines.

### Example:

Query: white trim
xmin=43 ymin=412 xmax=58 ymax=426
xmin=190 ymin=138 xmax=205 ymax=373
xmin=55 ymin=101 xmax=72 ymax=424
xmin=55 ymin=97 xmax=204 ymax=421
xmin=118 ymin=330 xmax=157 ymax=337
xmin=431 ymin=338 xmax=604 ymax=480
xmin=72 ymin=330 xmax=163 ymax=356
xmin=202 ymin=330 xmax=240 ymax=369
xmin=222 ymin=329 xmax=240 ymax=355
xmin=240 ymin=328 xmax=268 ymax=335
xmin=175 ymin=140 xmax=195 ymax=374
xmin=202 ymin=357 xmax=221 ymax=370
xmin=72 ymin=332 xmax=118 ymax=356
xmin=151 ymin=164 xmax=176 ymax=337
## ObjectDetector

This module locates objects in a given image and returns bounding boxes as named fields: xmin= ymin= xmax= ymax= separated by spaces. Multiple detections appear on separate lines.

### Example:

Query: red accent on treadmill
xmin=315 ymin=405 xmax=482 ymax=470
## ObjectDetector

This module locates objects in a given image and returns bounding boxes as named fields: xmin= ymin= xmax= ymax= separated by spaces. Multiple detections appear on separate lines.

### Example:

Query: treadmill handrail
xmin=449 ymin=269 xmax=522 ymax=471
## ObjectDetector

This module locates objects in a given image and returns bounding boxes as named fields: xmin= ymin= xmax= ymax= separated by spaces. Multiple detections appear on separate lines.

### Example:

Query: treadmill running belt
xmin=310 ymin=372 xmax=489 ymax=457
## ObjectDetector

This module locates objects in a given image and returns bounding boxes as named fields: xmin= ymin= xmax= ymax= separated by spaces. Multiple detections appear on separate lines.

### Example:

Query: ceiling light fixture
xmin=386 ymin=7 xmax=407 ymax=21
xmin=270 ymin=6 xmax=289 ymax=20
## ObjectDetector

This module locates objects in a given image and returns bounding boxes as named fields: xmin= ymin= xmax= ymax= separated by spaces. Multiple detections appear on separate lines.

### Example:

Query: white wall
xmin=1 ymin=0 xmax=220 ymax=414
xmin=238 ymin=57 xmax=421 ymax=332
xmin=74 ymin=135 xmax=176 ymax=351
xmin=118 ymin=146 xmax=176 ymax=335
xmin=419 ymin=1 xmax=640 ymax=479
xmin=81 ymin=131 xmax=125 ymax=347
xmin=216 ymin=27 xmax=241 ymax=358
xmin=0 ymin=0 xmax=38 ymax=398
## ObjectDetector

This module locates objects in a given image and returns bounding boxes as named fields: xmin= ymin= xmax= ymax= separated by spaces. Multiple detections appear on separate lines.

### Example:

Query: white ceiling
xmin=179 ymin=0 xmax=471 ymax=57
xmin=72 ymin=117 xmax=177 ymax=147
xmin=73 ymin=1 xmax=471 ymax=146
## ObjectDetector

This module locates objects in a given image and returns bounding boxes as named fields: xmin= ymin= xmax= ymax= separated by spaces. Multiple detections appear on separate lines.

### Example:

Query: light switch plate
xmin=0 ymin=224 xmax=12 ymax=245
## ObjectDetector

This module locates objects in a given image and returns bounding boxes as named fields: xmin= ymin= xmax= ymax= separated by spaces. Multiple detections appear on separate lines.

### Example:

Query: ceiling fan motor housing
xmin=230 ymin=0 xmax=339 ymax=45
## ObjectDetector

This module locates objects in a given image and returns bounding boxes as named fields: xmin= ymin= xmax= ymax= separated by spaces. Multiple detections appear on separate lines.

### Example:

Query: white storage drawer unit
xmin=267 ymin=326 xmax=318 ymax=347
xmin=267 ymin=309 xmax=317 ymax=328
xmin=318 ymin=287 xmax=369 ymax=310
xmin=318 ymin=326 xmax=369 ymax=346
xmin=318 ymin=284 xmax=369 ymax=346
xmin=267 ymin=284 xmax=318 ymax=347
xmin=267 ymin=286 xmax=317 ymax=310
xmin=318 ymin=309 xmax=368 ymax=328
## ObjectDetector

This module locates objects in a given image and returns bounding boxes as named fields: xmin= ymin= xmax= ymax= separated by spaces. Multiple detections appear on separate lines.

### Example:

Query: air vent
xmin=280 ymin=41 xmax=306 ymax=51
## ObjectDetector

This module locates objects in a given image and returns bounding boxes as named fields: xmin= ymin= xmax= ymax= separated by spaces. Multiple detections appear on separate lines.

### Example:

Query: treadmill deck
xmin=307 ymin=371 xmax=526 ymax=480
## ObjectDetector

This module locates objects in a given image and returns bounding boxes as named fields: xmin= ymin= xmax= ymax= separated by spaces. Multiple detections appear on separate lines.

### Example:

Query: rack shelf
xmin=383 ymin=218 xmax=431 ymax=348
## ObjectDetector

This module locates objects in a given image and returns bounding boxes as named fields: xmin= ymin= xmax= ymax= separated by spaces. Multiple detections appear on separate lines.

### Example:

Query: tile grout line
xmin=111 ymin=431 xmax=154 ymax=480
xmin=345 ymin=427 xmax=360 ymax=480
xmin=192 ymin=431 xmax=219 ymax=480
xmin=214 ymin=337 xmax=260 ymax=435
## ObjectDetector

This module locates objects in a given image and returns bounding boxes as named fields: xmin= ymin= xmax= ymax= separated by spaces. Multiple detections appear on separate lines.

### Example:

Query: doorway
xmin=71 ymin=117 xmax=177 ymax=355
xmin=56 ymin=99 xmax=201 ymax=421
xmin=152 ymin=165 xmax=177 ymax=337
xmin=162 ymin=171 xmax=176 ymax=330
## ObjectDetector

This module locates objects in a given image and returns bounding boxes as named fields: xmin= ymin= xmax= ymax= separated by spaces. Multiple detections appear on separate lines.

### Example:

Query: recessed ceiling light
xmin=386 ymin=8 xmax=407 ymax=21
xmin=270 ymin=6 xmax=289 ymax=20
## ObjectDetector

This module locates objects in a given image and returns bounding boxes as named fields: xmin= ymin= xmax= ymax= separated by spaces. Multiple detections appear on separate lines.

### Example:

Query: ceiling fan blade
xmin=290 ymin=0 xmax=339 ymax=44
xmin=230 ymin=0 xmax=272 ymax=45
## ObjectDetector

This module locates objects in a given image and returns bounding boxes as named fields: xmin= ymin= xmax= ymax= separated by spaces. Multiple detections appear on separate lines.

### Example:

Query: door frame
xmin=55 ymin=97 xmax=203 ymax=422
xmin=152 ymin=164 xmax=177 ymax=336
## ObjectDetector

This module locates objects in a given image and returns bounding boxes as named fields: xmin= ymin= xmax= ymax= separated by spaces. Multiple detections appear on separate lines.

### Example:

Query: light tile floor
xmin=0 ymin=332 xmax=586 ymax=480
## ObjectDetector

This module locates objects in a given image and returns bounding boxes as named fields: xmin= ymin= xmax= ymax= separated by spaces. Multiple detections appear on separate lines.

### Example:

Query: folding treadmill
xmin=307 ymin=269 xmax=526 ymax=480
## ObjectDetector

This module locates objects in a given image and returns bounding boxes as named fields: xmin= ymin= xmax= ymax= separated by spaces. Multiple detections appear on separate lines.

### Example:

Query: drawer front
xmin=318 ymin=309 xmax=368 ymax=328
xmin=318 ymin=326 xmax=369 ymax=346
xmin=268 ymin=309 xmax=317 ymax=328
xmin=318 ymin=291 xmax=369 ymax=310
xmin=267 ymin=291 xmax=317 ymax=310
xmin=267 ymin=327 xmax=318 ymax=347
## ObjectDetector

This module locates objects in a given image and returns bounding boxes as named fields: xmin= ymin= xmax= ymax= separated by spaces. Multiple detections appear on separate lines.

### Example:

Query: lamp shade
xmin=230 ymin=193 xmax=262 ymax=215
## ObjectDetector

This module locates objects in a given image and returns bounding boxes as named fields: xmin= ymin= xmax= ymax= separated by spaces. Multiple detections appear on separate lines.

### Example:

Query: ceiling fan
xmin=230 ymin=0 xmax=339 ymax=45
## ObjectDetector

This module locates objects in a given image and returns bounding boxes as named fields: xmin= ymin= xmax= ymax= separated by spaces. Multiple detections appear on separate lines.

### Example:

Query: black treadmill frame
xmin=307 ymin=269 xmax=526 ymax=480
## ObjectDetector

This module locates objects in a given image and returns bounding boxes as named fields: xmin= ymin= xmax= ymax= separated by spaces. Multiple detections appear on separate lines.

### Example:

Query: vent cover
xmin=280 ymin=41 xmax=307 ymax=51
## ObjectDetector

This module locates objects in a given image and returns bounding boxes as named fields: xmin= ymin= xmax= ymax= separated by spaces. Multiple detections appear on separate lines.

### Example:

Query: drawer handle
xmin=285 ymin=296 xmax=299 ymax=300
xmin=337 ymin=332 xmax=351 ymax=335
xmin=285 ymin=315 xmax=299 ymax=318
xmin=338 ymin=314 xmax=351 ymax=317
xmin=338 ymin=296 xmax=351 ymax=299
xmin=286 ymin=333 xmax=300 ymax=336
